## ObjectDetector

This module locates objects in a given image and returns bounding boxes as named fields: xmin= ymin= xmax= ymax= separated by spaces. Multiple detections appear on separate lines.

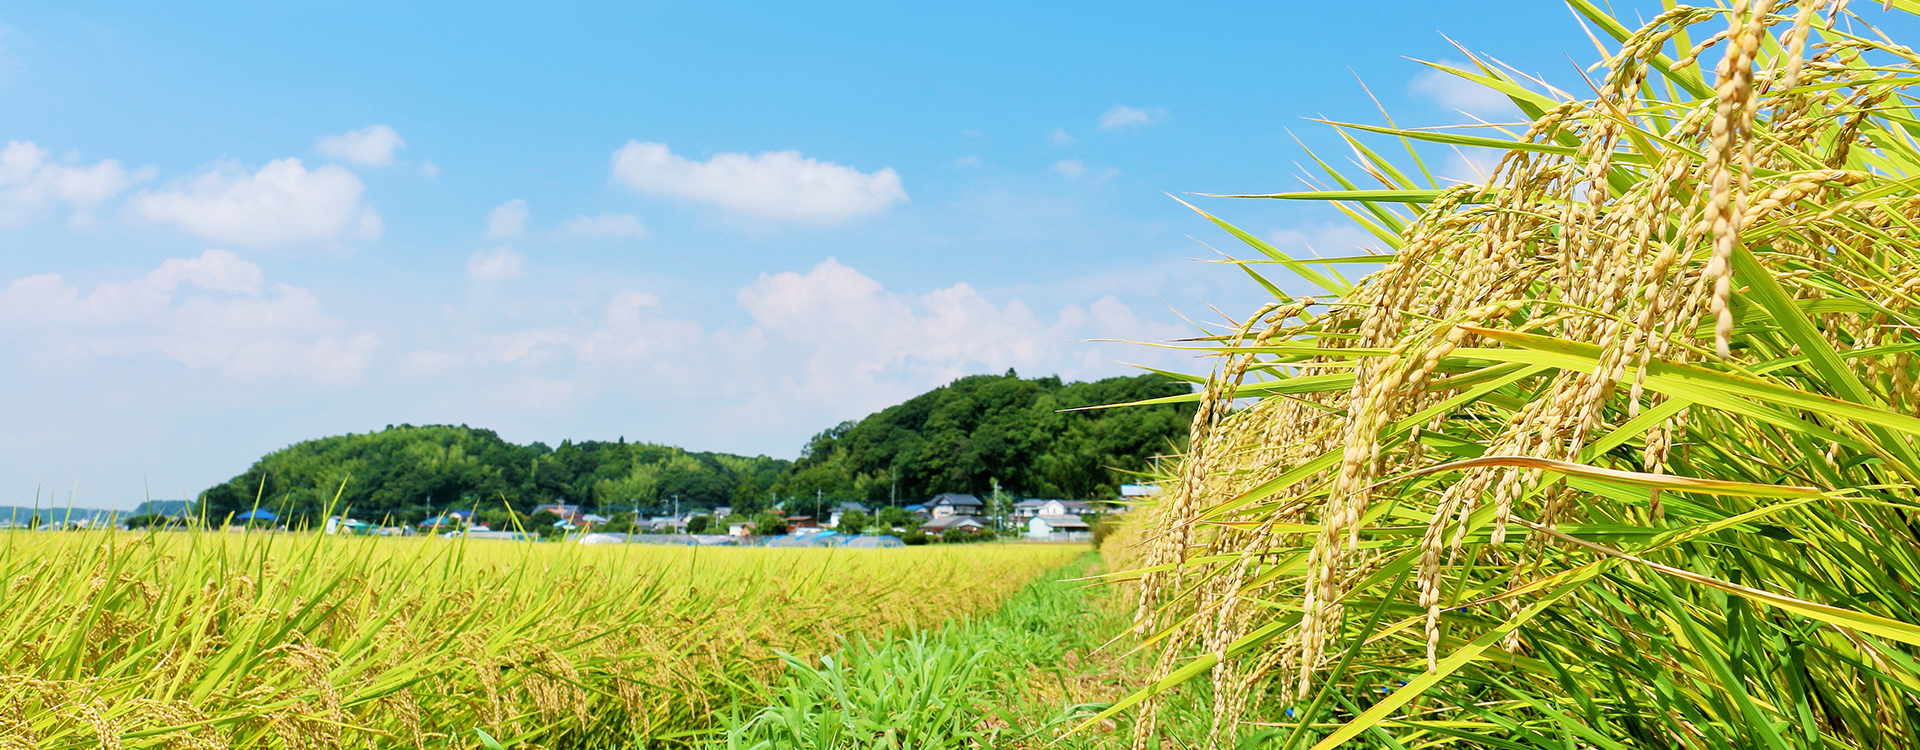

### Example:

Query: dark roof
xmin=929 ymin=493 xmax=983 ymax=507
xmin=923 ymin=515 xmax=988 ymax=530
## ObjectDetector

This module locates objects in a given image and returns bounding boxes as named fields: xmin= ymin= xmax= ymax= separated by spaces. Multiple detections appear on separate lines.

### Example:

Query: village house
xmin=1012 ymin=499 xmax=1094 ymax=521
xmin=1027 ymin=514 xmax=1091 ymax=541
xmin=533 ymin=504 xmax=586 ymax=525
xmin=921 ymin=514 xmax=989 ymax=536
xmin=926 ymin=493 xmax=983 ymax=518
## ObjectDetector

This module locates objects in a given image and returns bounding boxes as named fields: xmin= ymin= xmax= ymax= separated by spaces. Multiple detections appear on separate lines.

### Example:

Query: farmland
xmin=0 ymin=528 xmax=1079 ymax=748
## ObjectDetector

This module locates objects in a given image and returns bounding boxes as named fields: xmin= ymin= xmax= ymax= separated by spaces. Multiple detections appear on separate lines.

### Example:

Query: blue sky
xmin=0 ymin=1 xmax=1665 ymax=507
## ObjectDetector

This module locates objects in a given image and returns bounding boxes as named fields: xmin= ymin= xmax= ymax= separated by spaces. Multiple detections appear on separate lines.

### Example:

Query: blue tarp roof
xmin=236 ymin=509 xmax=278 ymax=521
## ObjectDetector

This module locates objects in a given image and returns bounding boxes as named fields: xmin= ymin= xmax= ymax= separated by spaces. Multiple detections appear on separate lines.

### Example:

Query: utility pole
xmin=815 ymin=489 xmax=823 ymax=523
xmin=991 ymin=478 xmax=1004 ymax=533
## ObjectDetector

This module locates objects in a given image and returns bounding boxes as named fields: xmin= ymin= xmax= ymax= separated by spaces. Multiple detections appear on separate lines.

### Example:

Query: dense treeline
xmin=197 ymin=371 xmax=1192 ymax=525
xmin=198 ymin=426 xmax=788 ymax=526
xmin=772 ymin=371 xmax=1192 ymax=501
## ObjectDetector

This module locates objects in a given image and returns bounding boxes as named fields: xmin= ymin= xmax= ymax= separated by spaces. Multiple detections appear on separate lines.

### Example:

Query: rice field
xmin=0 ymin=528 xmax=1079 ymax=748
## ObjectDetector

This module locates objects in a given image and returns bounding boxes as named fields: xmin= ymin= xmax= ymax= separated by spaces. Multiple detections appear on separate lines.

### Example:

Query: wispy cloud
xmin=1098 ymin=104 xmax=1167 ymax=130
xmin=609 ymin=141 xmax=907 ymax=223
xmin=315 ymin=125 xmax=405 ymax=167
xmin=1408 ymin=61 xmax=1519 ymax=119
xmin=0 ymin=141 xmax=149 ymax=227
xmin=466 ymin=246 xmax=525 ymax=283
xmin=0 ymin=249 xmax=376 ymax=382
xmin=485 ymin=199 xmax=528 ymax=238
xmin=558 ymin=212 xmax=648 ymax=238
xmin=127 ymin=158 xmax=382 ymax=247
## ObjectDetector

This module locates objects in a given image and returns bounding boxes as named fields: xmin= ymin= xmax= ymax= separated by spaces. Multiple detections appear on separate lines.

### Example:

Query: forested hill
xmin=197 ymin=371 xmax=1193 ymax=525
xmin=770 ymin=371 xmax=1193 ymax=501
xmin=198 ymin=427 xmax=790 ymax=525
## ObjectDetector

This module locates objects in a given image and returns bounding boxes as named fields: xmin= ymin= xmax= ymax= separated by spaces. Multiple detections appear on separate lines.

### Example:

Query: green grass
xmin=721 ymin=554 xmax=1218 ymax=749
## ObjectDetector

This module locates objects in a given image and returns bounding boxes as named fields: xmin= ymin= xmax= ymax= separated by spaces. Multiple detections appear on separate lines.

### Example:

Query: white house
xmin=1027 ymin=514 xmax=1091 ymax=541
xmin=1014 ymin=499 xmax=1096 ymax=521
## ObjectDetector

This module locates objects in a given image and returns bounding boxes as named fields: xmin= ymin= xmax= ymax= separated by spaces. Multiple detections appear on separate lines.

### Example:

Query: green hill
xmin=197 ymin=371 xmax=1193 ymax=526
xmin=772 ymin=370 xmax=1192 ymax=502
xmin=197 ymin=426 xmax=788 ymax=526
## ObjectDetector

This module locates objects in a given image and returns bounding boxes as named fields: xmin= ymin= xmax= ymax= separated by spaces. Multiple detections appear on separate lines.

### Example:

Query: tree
xmin=686 ymin=514 xmax=714 ymax=534
xmin=836 ymin=509 xmax=870 ymax=535
xmin=195 ymin=425 xmax=791 ymax=526
xmin=123 ymin=514 xmax=165 ymax=530
xmin=528 ymin=510 xmax=564 ymax=539
xmin=875 ymin=506 xmax=916 ymax=530
xmin=772 ymin=372 xmax=1192 ymax=501
xmin=751 ymin=511 xmax=788 ymax=536
xmin=601 ymin=512 xmax=639 ymax=534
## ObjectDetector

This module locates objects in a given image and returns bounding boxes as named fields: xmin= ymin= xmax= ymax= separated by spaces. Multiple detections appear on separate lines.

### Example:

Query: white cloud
xmin=449 ymin=258 xmax=1185 ymax=434
xmin=0 ymin=141 xmax=148 ymax=227
xmin=419 ymin=161 xmax=440 ymax=178
xmin=726 ymin=259 xmax=1178 ymax=404
xmin=1049 ymin=128 xmax=1076 ymax=147
xmin=1099 ymin=105 xmax=1167 ymax=130
xmin=608 ymin=141 xmax=907 ymax=223
xmin=558 ymin=212 xmax=648 ymax=238
xmin=1408 ymin=62 xmax=1518 ymax=119
xmin=0 ymin=249 xmax=375 ymax=382
xmin=315 ymin=125 xmax=405 ymax=167
xmin=1053 ymin=160 xmax=1086 ymax=179
xmin=127 ymin=159 xmax=382 ymax=247
xmin=952 ymin=156 xmax=981 ymax=168
xmin=466 ymin=246 xmax=525 ymax=283
xmin=486 ymin=199 xmax=528 ymax=238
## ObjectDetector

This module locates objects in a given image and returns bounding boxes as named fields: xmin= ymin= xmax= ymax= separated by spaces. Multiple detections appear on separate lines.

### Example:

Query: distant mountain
xmin=0 ymin=506 xmax=126 ymax=526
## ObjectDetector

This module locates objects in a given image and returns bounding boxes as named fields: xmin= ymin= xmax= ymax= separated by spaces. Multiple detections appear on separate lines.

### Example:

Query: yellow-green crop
xmin=0 ymin=527 xmax=1078 ymax=748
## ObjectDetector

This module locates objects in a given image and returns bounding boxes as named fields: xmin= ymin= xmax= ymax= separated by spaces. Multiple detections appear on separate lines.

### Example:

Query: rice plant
xmin=0 ymin=526 xmax=1077 ymax=748
xmin=1111 ymin=1 xmax=1920 ymax=748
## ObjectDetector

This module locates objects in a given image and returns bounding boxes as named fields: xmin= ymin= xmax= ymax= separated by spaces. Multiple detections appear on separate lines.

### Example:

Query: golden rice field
xmin=0 ymin=529 xmax=1079 ymax=749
